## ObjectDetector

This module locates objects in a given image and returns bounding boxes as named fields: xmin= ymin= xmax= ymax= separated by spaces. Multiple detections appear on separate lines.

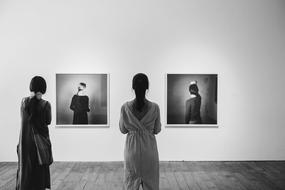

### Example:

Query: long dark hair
xmin=132 ymin=73 xmax=149 ymax=111
xmin=27 ymin=76 xmax=47 ymax=124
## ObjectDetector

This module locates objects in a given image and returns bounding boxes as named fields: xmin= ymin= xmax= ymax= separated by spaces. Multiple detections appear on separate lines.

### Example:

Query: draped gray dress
xmin=120 ymin=101 xmax=161 ymax=190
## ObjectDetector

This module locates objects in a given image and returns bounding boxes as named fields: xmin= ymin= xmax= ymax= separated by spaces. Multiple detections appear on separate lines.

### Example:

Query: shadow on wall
xmin=167 ymin=74 xmax=217 ymax=124
xmin=56 ymin=74 xmax=108 ymax=125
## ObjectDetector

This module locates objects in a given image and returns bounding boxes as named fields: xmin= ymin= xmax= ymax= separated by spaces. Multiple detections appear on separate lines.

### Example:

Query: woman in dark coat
xmin=70 ymin=82 xmax=90 ymax=124
xmin=185 ymin=81 xmax=202 ymax=124
xmin=16 ymin=76 xmax=52 ymax=190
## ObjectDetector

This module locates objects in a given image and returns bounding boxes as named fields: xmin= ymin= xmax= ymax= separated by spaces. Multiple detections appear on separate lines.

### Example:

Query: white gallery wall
xmin=0 ymin=0 xmax=285 ymax=161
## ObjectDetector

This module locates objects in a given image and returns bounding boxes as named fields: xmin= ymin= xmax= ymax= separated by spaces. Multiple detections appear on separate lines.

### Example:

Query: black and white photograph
xmin=1 ymin=1 xmax=285 ymax=189
xmin=166 ymin=74 xmax=218 ymax=127
xmin=56 ymin=74 xmax=109 ymax=127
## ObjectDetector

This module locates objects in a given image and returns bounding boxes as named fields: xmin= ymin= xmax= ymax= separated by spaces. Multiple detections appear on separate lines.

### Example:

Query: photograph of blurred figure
xmin=167 ymin=74 xmax=217 ymax=126
xmin=56 ymin=74 xmax=108 ymax=126
xmin=185 ymin=81 xmax=202 ymax=124
xmin=70 ymin=82 xmax=90 ymax=124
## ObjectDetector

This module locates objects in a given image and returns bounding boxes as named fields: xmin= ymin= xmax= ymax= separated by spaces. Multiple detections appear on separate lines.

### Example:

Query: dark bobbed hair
xmin=132 ymin=73 xmax=149 ymax=90
xmin=79 ymin=82 xmax=86 ymax=88
xmin=189 ymin=84 xmax=199 ymax=95
xmin=30 ymin=76 xmax=47 ymax=94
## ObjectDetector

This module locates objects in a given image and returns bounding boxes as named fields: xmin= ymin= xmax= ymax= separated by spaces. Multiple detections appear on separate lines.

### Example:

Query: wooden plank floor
xmin=1 ymin=161 xmax=285 ymax=190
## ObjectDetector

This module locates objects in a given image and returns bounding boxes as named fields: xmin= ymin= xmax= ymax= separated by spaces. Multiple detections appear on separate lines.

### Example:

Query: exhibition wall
xmin=0 ymin=0 xmax=285 ymax=161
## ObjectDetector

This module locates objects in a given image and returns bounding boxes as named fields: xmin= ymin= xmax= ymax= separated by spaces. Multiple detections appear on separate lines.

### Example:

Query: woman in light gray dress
xmin=120 ymin=73 xmax=161 ymax=190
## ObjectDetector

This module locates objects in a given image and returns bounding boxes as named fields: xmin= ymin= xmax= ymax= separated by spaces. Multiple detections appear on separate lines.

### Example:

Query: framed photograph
xmin=166 ymin=74 xmax=218 ymax=127
xmin=56 ymin=73 xmax=109 ymax=127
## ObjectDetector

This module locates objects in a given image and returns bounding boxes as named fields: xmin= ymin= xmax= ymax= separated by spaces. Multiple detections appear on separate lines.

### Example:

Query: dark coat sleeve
xmin=45 ymin=101 xmax=52 ymax=125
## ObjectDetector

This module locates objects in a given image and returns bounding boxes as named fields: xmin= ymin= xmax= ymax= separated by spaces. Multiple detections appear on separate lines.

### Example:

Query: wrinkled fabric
xmin=70 ymin=95 xmax=90 ymax=124
xmin=16 ymin=97 xmax=51 ymax=190
xmin=120 ymin=101 xmax=161 ymax=190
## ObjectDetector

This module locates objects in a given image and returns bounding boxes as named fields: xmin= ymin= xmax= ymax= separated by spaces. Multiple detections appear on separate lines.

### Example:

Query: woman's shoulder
xmin=150 ymin=101 xmax=158 ymax=107
xmin=121 ymin=101 xmax=130 ymax=109
xmin=121 ymin=100 xmax=136 ymax=111
xmin=121 ymin=100 xmax=160 ymax=109
xmin=77 ymin=95 xmax=89 ymax=99
xmin=21 ymin=97 xmax=30 ymax=107
xmin=186 ymin=98 xmax=192 ymax=103
xmin=39 ymin=99 xmax=51 ymax=108
xmin=21 ymin=97 xmax=51 ymax=108
xmin=22 ymin=96 xmax=30 ymax=102
xmin=186 ymin=95 xmax=200 ymax=101
xmin=147 ymin=100 xmax=160 ymax=110
xmin=120 ymin=102 xmax=130 ymax=114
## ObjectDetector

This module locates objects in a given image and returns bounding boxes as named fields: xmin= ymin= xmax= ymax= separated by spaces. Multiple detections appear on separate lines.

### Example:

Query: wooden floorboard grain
xmin=172 ymin=162 xmax=189 ymax=190
xmin=164 ymin=161 xmax=180 ymax=190
xmin=159 ymin=162 xmax=172 ymax=190
xmin=0 ymin=161 xmax=285 ymax=190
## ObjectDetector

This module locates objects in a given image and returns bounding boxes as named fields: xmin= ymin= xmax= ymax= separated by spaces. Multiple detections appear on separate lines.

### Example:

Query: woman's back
xmin=22 ymin=97 xmax=51 ymax=137
xmin=120 ymin=73 xmax=161 ymax=190
xmin=128 ymin=99 xmax=150 ymax=121
xmin=120 ymin=100 xmax=161 ymax=190
xmin=16 ymin=76 xmax=52 ymax=190
xmin=120 ymin=100 xmax=161 ymax=134
xmin=185 ymin=95 xmax=202 ymax=124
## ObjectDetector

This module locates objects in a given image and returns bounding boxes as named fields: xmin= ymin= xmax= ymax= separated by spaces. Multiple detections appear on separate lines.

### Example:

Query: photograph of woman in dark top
xmin=70 ymin=82 xmax=90 ymax=124
xmin=16 ymin=76 xmax=52 ymax=190
xmin=185 ymin=81 xmax=202 ymax=124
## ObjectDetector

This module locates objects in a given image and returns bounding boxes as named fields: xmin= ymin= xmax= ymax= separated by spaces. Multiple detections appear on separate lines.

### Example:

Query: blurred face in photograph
xmin=35 ymin=92 xmax=43 ymax=99
xmin=78 ymin=83 xmax=86 ymax=92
